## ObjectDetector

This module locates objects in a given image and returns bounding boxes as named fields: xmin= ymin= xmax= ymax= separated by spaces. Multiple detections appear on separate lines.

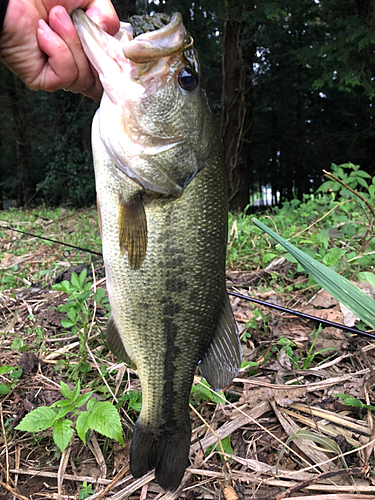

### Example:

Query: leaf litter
xmin=1 ymin=209 xmax=375 ymax=499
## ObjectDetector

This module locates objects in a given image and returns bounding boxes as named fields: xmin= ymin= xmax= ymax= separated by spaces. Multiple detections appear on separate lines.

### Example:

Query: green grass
xmin=227 ymin=163 xmax=375 ymax=293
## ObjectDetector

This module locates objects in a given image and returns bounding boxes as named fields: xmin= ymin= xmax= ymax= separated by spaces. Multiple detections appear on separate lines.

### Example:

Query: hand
xmin=0 ymin=0 xmax=119 ymax=100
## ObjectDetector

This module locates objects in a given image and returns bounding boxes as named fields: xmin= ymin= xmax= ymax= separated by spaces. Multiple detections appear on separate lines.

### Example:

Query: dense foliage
xmin=0 ymin=0 xmax=374 ymax=209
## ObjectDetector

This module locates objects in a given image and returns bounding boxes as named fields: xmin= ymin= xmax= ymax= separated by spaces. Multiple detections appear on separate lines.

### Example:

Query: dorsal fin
xmin=118 ymin=192 xmax=147 ymax=269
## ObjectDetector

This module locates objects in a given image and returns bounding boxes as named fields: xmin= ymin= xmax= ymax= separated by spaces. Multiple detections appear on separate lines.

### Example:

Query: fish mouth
xmin=72 ymin=10 xmax=186 ymax=66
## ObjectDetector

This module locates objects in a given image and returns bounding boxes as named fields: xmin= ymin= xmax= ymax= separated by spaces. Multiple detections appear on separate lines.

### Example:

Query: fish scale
xmin=73 ymin=9 xmax=242 ymax=491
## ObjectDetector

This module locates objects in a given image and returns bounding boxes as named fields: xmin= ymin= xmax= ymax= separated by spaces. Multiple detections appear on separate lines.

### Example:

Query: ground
xmin=1 ymin=208 xmax=375 ymax=500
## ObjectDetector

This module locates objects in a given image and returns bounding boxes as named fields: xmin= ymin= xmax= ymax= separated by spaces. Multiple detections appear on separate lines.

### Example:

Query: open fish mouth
xmin=72 ymin=10 xmax=187 ymax=76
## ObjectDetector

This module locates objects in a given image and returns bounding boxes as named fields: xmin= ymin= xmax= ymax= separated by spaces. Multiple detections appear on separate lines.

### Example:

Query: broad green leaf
xmin=87 ymin=397 xmax=99 ymax=413
xmin=335 ymin=393 xmax=375 ymax=411
xmin=78 ymin=269 xmax=87 ymax=287
xmin=60 ymin=381 xmax=72 ymax=400
xmin=16 ymin=406 xmax=57 ymax=432
xmin=253 ymin=218 xmax=375 ymax=330
xmin=75 ymin=392 xmax=93 ymax=408
xmin=76 ymin=290 xmax=91 ymax=303
xmin=76 ymin=411 xmax=90 ymax=445
xmin=356 ymin=177 xmax=369 ymax=189
xmin=205 ymin=435 xmax=233 ymax=459
xmin=191 ymin=380 xmax=225 ymax=404
xmin=0 ymin=384 xmax=10 ymax=395
xmin=322 ymin=247 xmax=346 ymax=266
xmin=67 ymin=308 xmax=77 ymax=323
xmin=70 ymin=272 xmax=81 ymax=290
xmin=53 ymin=419 xmax=74 ymax=452
xmin=52 ymin=281 xmax=72 ymax=293
xmin=87 ymin=401 xmax=124 ymax=445
xmin=0 ymin=366 xmax=15 ymax=375
xmin=55 ymin=407 xmax=74 ymax=420
xmin=72 ymin=381 xmax=81 ymax=402
xmin=355 ymin=170 xmax=372 ymax=179
xmin=93 ymin=287 xmax=106 ymax=303
xmin=221 ymin=435 xmax=233 ymax=455
xmin=358 ymin=272 xmax=375 ymax=288
xmin=52 ymin=399 xmax=73 ymax=408
xmin=61 ymin=319 xmax=75 ymax=329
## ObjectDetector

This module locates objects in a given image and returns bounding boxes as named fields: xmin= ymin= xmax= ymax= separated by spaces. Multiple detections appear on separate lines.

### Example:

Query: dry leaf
xmin=224 ymin=485 xmax=239 ymax=500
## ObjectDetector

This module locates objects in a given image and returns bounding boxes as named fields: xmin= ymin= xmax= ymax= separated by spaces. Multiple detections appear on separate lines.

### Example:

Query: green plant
xmin=205 ymin=435 xmax=233 ymax=459
xmin=302 ymin=325 xmax=337 ymax=369
xmin=242 ymin=308 xmax=269 ymax=342
xmin=52 ymin=269 xmax=109 ymax=379
xmin=0 ymin=366 xmax=22 ymax=395
xmin=334 ymin=393 xmax=375 ymax=413
xmin=78 ymin=481 xmax=95 ymax=499
xmin=273 ymin=337 xmax=300 ymax=368
xmin=317 ymin=162 xmax=375 ymax=203
xmin=253 ymin=218 xmax=375 ymax=330
xmin=190 ymin=380 xmax=225 ymax=405
xmin=15 ymin=380 xmax=124 ymax=453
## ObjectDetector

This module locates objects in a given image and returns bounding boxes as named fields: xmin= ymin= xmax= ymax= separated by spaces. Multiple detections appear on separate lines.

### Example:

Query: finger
xmin=48 ymin=6 xmax=95 ymax=94
xmin=84 ymin=2 xmax=119 ymax=35
xmin=36 ymin=18 xmax=79 ymax=92
xmin=43 ymin=0 xmax=120 ymax=35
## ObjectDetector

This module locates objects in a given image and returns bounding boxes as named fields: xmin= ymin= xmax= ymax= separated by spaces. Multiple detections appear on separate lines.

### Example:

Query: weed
xmin=0 ymin=366 xmax=22 ymax=395
xmin=302 ymin=325 xmax=337 ymax=369
xmin=15 ymin=380 xmax=124 ymax=453
xmin=52 ymin=269 xmax=109 ymax=379
xmin=78 ymin=481 xmax=95 ymax=499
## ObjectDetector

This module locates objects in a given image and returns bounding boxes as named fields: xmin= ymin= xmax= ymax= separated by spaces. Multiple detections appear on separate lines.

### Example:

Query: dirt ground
xmin=1 ymin=250 xmax=375 ymax=499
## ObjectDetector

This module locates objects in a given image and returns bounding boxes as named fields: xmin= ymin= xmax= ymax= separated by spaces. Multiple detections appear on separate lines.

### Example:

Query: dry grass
xmin=1 ymin=212 xmax=375 ymax=499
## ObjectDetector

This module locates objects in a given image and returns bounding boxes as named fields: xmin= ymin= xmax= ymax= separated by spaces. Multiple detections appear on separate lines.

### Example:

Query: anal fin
xmin=106 ymin=316 xmax=137 ymax=370
xmin=198 ymin=291 xmax=241 ymax=390
xmin=118 ymin=192 xmax=147 ymax=269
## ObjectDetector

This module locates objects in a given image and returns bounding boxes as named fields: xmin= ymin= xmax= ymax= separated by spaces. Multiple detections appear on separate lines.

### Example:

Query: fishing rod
xmin=227 ymin=290 xmax=375 ymax=339
xmin=0 ymin=225 xmax=102 ymax=256
xmin=2 ymin=224 xmax=375 ymax=340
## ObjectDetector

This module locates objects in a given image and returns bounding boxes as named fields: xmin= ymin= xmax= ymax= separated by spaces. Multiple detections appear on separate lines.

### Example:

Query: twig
xmin=276 ymin=467 xmax=363 ymax=499
xmin=287 ymin=199 xmax=353 ymax=241
xmin=0 ymin=403 xmax=9 ymax=482
xmin=0 ymin=480 xmax=29 ymax=500
xmin=322 ymin=169 xmax=375 ymax=219
xmin=190 ymin=403 xmax=233 ymax=483
xmin=58 ymin=436 xmax=74 ymax=500
xmin=88 ymin=432 xmax=107 ymax=479
xmin=9 ymin=468 xmax=129 ymax=486
xmin=94 ymin=467 xmax=130 ymax=500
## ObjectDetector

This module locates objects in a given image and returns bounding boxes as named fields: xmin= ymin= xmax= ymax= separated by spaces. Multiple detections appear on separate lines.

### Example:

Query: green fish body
xmin=73 ymin=10 xmax=241 ymax=491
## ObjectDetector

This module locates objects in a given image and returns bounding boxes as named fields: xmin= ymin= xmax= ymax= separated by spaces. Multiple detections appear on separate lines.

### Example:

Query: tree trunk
xmin=221 ymin=3 xmax=255 ymax=212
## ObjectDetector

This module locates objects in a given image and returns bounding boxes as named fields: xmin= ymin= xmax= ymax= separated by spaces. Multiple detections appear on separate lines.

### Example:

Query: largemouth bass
xmin=72 ymin=10 xmax=241 ymax=491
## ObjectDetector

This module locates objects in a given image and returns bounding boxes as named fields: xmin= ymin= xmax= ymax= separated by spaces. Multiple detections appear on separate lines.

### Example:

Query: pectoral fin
xmin=106 ymin=316 xmax=137 ymax=370
xmin=198 ymin=292 xmax=241 ymax=390
xmin=118 ymin=192 xmax=147 ymax=269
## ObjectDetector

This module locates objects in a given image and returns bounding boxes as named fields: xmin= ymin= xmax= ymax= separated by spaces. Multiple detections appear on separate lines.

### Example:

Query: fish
xmin=72 ymin=10 xmax=241 ymax=491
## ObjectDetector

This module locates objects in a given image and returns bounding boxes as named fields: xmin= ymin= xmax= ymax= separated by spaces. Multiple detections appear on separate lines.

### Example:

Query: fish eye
xmin=178 ymin=66 xmax=198 ymax=92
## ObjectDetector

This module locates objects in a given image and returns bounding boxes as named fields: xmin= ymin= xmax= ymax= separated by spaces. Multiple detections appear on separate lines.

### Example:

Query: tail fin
xmin=130 ymin=419 xmax=191 ymax=491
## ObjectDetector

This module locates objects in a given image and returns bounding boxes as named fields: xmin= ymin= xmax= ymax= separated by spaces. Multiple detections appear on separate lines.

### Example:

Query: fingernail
xmin=90 ymin=15 xmax=107 ymax=32
xmin=54 ymin=7 xmax=73 ymax=28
